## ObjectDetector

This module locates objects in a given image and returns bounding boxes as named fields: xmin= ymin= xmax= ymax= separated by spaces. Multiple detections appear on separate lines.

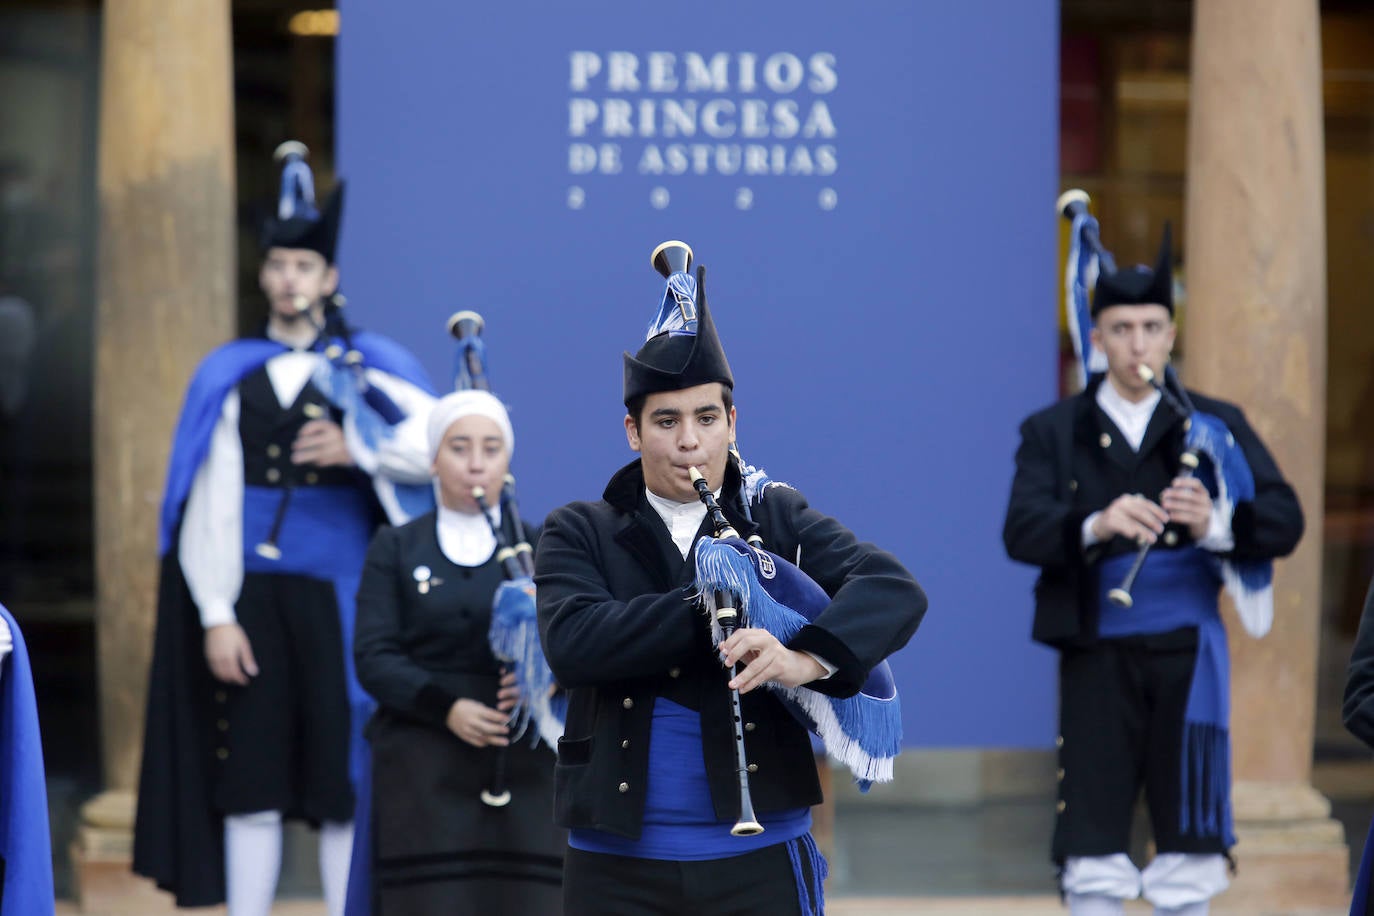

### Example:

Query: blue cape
xmin=0 ymin=604 xmax=55 ymax=913
xmin=158 ymin=331 xmax=435 ymax=554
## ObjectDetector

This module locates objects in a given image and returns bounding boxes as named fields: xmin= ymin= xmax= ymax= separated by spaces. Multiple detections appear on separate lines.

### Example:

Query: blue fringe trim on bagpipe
xmin=1188 ymin=409 xmax=1274 ymax=635
xmin=489 ymin=577 xmax=564 ymax=749
xmin=312 ymin=357 xmax=399 ymax=454
xmin=693 ymin=536 xmax=902 ymax=788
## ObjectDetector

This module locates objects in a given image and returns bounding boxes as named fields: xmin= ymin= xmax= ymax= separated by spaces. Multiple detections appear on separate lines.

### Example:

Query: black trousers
xmin=1053 ymin=631 xmax=1227 ymax=861
xmin=563 ymin=842 xmax=812 ymax=916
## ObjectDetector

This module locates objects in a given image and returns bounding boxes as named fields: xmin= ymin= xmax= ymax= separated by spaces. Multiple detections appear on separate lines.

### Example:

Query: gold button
xmin=1099 ymin=433 xmax=1112 ymax=448
xmin=1056 ymin=800 xmax=1066 ymax=813
xmin=305 ymin=471 xmax=319 ymax=485
xmin=215 ymin=690 xmax=227 ymax=703
xmin=304 ymin=403 xmax=326 ymax=419
xmin=1057 ymin=768 xmax=1065 ymax=781
xmin=622 ymin=697 xmax=634 ymax=709
xmin=621 ymin=739 xmax=630 ymax=749
xmin=1163 ymin=531 xmax=1178 ymax=546
xmin=744 ymin=722 xmax=756 ymax=732
xmin=1069 ymin=479 xmax=1078 ymax=492
xmin=266 ymin=468 xmax=281 ymax=483
xmin=747 ymin=764 xmax=758 ymax=773
xmin=618 ymin=782 xmax=629 ymax=793
xmin=266 ymin=444 xmax=282 ymax=458
xmin=217 ymin=748 xmax=230 ymax=761
xmin=217 ymin=719 xmax=229 ymax=732
xmin=668 ymin=667 xmax=681 ymax=678
xmin=1055 ymin=735 xmax=1064 ymax=748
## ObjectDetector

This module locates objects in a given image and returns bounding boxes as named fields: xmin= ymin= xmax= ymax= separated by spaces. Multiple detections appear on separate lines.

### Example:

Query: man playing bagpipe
xmin=133 ymin=142 xmax=436 ymax=915
xmin=535 ymin=241 xmax=926 ymax=916
xmin=1002 ymin=194 xmax=1304 ymax=916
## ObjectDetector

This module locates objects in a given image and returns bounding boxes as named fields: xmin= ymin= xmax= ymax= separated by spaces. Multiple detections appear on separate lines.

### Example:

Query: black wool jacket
xmin=1002 ymin=374 xmax=1303 ymax=649
xmin=535 ymin=459 xmax=926 ymax=838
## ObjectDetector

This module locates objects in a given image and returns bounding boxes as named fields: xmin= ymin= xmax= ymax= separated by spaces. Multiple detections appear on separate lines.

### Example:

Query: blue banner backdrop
xmin=338 ymin=0 xmax=1060 ymax=748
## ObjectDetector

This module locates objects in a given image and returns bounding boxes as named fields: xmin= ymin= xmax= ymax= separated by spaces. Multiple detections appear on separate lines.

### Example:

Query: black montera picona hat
xmin=623 ymin=240 xmax=734 ymax=406
xmin=259 ymin=140 xmax=344 ymax=263
xmin=1092 ymin=222 xmax=1173 ymax=316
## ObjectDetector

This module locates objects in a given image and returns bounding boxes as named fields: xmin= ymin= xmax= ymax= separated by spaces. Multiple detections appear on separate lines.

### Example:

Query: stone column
xmin=73 ymin=1 xmax=236 ymax=910
xmin=1184 ymin=0 xmax=1347 ymax=908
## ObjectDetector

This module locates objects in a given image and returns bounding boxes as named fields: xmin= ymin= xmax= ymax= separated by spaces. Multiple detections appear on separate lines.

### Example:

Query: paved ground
xmin=54 ymin=895 xmax=1352 ymax=915
xmin=48 ymin=793 xmax=1364 ymax=913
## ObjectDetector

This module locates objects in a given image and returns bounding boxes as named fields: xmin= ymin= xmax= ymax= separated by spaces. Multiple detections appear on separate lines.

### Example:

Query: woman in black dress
xmin=354 ymin=390 xmax=563 ymax=914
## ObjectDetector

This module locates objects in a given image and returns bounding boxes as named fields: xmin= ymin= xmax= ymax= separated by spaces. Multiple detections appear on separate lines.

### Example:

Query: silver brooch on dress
xmin=413 ymin=565 xmax=443 ymax=594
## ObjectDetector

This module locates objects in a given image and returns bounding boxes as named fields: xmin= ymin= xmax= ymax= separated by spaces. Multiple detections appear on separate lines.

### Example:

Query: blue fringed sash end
xmin=693 ymin=537 xmax=902 ymax=786
xmin=1180 ymin=721 xmax=1235 ymax=847
xmin=489 ymin=578 xmax=564 ymax=749
xmin=786 ymin=833 xmax=829 ymax=916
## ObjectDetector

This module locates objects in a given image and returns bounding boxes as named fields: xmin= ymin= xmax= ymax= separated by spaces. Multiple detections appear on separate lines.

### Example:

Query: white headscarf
xmin=426 ymin=390 xmax=514 ymax=461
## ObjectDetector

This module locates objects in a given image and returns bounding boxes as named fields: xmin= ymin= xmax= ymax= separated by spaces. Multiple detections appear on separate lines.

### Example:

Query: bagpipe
xmin=1058 ymin=190 xmax=1273 ymax=632
xmin=253 ymin=290 xmax=420 ymax=559
xmin=447 ymin=311 xmax=563 ymax=807
xmin=647 ymin=241 xmax=903 ymax=792
xmin=1104 ymin=364 xmax=1201 ymax=609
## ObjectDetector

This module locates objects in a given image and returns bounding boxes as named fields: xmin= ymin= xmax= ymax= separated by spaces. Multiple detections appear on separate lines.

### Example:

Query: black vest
xmin=237 ymin=365 xmax=359 ymax=489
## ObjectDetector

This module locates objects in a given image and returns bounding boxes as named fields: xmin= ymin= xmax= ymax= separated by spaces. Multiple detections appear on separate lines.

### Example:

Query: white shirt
xmin=1081 ymin=380 xmax=1235 ymax=552
xmin=644 ymin=488 xmax=709 ymax=559
xmin=180 ymin=335 xmax=435 ymax=629
xmin=436 ymin=502 xmax=499 ymax=567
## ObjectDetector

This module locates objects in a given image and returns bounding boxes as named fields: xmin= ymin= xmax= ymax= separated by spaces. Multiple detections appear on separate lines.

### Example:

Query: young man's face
xmin=259 ymin=247 xmax=338 ymax=321
xmin=625 ymin=383 xmax=736 ymax=503
xmin=430 ymin=414 xmax=511 ymax=514
xmin=1090 ymin=303 xmax=1175 ymax=400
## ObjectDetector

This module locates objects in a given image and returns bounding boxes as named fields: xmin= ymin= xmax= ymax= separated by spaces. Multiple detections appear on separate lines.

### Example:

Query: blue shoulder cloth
xmin=0 ymin=604 xmax=56 ymax=913
xmin=158 ymin=340 xmax=285 ymax=555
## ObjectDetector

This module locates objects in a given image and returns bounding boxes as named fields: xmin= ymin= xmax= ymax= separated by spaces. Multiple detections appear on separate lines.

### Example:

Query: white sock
xmin=1067 ymin=894 xmax=1126 ymax=916
xmin=1154 ymin=905 xmax=1208 ymax=916
xmin=1141 ymin=853 xmax=1227 ymax=912
xmin=319 ymin=819 xmax=355 ymax=916
xmin=225 ymin=810 xmax=283 ymax=916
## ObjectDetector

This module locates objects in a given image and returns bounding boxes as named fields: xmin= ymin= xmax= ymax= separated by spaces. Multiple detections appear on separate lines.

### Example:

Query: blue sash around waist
xmin=1097 ymin=547 xmax=1234 ymax=846
xmin=571 ymin=698 xmax=809 ymax=861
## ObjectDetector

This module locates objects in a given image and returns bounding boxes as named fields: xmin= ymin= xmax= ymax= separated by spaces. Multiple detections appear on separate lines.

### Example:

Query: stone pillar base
xmin=69 ymin=790 xmax=188 ymax=914
xmin=1216 ymin=781 xmax=1349 ymax=911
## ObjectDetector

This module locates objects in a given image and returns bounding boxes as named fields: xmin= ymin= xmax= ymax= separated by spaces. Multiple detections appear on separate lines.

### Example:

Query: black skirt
xmin=367 ymin=708 xmax=565 ymax=916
